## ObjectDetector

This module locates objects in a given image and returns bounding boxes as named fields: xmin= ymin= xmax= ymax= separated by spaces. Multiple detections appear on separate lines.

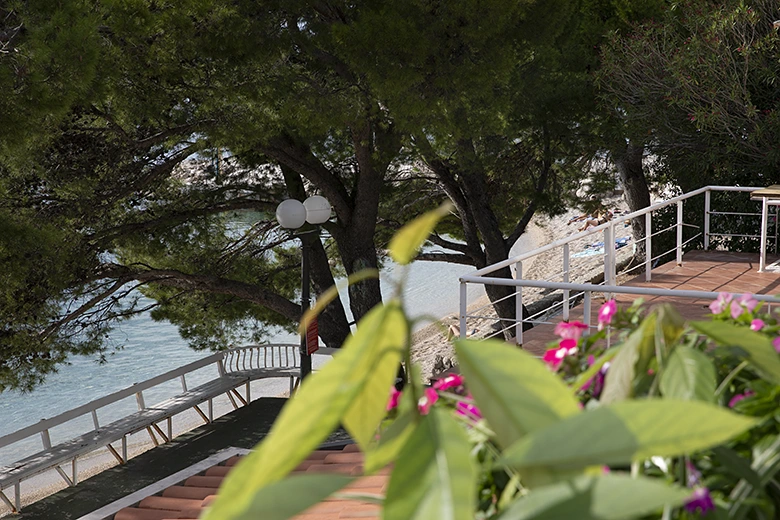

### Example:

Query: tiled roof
xmin=112 ymin=443 xmax=386 ymax=520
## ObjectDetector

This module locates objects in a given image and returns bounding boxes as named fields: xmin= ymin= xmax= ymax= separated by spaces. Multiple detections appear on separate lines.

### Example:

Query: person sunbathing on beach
xmin=446 ymin=324 xmax=479 ymax=340
xmin=569 ymin=208 xmax=613 ymax=231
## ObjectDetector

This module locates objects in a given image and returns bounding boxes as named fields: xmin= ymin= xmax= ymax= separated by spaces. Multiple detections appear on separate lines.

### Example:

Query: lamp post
xmin=275 ymin=195 xmax=332 ymax=381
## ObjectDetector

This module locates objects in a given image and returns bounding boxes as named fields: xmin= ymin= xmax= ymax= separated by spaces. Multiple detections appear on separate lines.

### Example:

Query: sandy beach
xmin=1 ymin=195 xmax=633 ymax=515
xmin=410 ymin=195 xmax=633 ymax=379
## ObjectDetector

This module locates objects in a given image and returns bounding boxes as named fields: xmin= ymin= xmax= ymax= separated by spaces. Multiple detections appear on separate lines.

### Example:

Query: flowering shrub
xmin=204 ymin=207 xmax=780 ymax=520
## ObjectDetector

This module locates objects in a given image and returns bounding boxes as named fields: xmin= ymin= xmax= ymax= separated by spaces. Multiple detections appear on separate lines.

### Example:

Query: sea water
xmin=0 ymin=231 xmax=534 ymax=465
xmin=0 ymin=259 xmax=483 ymax=462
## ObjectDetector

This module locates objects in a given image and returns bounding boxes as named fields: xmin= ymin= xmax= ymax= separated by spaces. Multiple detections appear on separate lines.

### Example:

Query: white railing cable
xmin=459 ymin=186 xmax=775 ymax=336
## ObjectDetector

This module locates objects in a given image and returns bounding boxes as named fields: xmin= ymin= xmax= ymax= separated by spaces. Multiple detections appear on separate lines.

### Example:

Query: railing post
xmin=760 ymin=196 xmax=768 ymax=272
xmin=608 ymin=223 xmax=617 ymax=288
xmin=459 ymin=281 xmax=468 ymax=339
xmin=704 ymin=189 xmax=711 ymax=250
xmin=563 ymin=243 xmax=570 ymax=321
xmin=91 ymin=410 xmax=99 ymax=430
xmin=583 ymin=292 xmax=592 ymax=334
xmin=40 ymin=429 xmax=52 ymax=450
xmin=677 ymin=200 xmax=684 ymax=266
xmin=645 ymin=212 xmax=653 ymax=282
xmin=603 ymin=225 xmax=613 ymax=288
xmin=515 ymin=261 xmax=523 ymax=345
xmin=135 ymin=392 xmax=145 ymax=410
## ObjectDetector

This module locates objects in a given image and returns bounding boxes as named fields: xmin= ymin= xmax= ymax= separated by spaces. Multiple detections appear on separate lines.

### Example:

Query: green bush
xmin=203 ymin=208 xmax=780 ymax=520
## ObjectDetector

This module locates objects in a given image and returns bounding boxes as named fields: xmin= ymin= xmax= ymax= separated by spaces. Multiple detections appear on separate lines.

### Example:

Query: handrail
xmin=469 ymin=185 xmax=759 ymax=277
xmin=0 ymin=343 xmax=311 ymax=512
xmin=0 ymin=352 xmax=224 ymax=449
xmin=459 ymin=275 xmax=780 ymax=302
xmin=0 ymin=344 xmax=301 ymax=450
xmin=459 ymin=185 xmax=770 ymax=343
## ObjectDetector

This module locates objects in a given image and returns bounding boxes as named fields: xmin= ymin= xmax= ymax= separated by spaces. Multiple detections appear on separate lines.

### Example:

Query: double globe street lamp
xmin=275 ymin=195 xmax=332 ymax=381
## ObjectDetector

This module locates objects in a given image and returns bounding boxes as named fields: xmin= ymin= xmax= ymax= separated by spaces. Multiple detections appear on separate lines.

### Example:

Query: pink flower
xmin=433 ymin=374 xmax=464 ymax=392
xmin=418 ymin=388 xmax=438 ymax=415
xmin=387 ymin=387 xmax=402 ymax=411
xmin=554 ymin=321 xmax=588 ymax=341
xmin=750 ymin=319 xmax=765 ymax=331
xmin=597 ymin=300 xmax=617 ymax=331
xmin=709 ymin=292 xmax=733 ymax=314
xmin=455 ymin=400 xmax=482 ymax=420
xmin=684 ymin=488 xmax=715 ymax=515
xmin=773 ymin=337 xmax=780 ymax=354
xmin=542 ymin=339 xmax=578 ymax=371
xmin=738 ymin=293 xmax=759 ymax=312
xmin=728 ymin=390 xmax=754 ymax=408
xmin=730 ymin=300 xmax=744 ymax=319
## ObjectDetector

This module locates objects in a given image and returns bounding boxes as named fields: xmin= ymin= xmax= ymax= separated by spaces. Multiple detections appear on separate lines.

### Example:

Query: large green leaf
xmin=502 ymin=400 xmax=757 ymax=471
xmin=499 ymin=473 xmax=691 ymax=520
xmin=690 ymin=321 xmax=780 ymax=384
xmin=455 ymin=338 xmax=581 ymax=448
xmin=660 ymin=346 xmax=716 ymax=402
xmin=342 ymin=306 xmax=407 ymax=449
xmin=203 ymin=301 xmax=405 ymax=520
xmin=501 ymin=472 xmax=689 ymax=520
xmin=364 ymin=408 xmax=415 ymax=474
xmin=600 ymin=314 xmax=657 ymax=404
xmin=219 ymin=474 xmax=353 ymax=520
xmin=383 ymin=408 xmax=477 ymax=520
xmin=388 ymin=202 xmax=452 ymax=265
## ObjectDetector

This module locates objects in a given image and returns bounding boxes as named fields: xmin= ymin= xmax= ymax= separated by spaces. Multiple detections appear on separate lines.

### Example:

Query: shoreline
xmin=2 ymin=196 xmax=632 ymax=514
xmin=410 ymin=195 xmax=632 ymax=380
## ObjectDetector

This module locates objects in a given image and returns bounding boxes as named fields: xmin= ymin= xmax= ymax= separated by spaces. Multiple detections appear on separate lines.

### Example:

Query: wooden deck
xmin=520 ymin=250 xmax=780 ymax=356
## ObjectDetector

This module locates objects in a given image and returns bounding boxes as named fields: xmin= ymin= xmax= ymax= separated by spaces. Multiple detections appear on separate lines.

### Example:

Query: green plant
xmin=202 ymin=207 xmax=777 ymax=519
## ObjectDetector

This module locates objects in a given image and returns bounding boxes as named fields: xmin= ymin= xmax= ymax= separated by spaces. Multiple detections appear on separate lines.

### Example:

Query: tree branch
xmin=414 ymin=252 xmax=475 ymax=265
xmin=98 ymin=263 xmax=302 ymax=320
xmin=427 ymin=233 xmax=471 ymax=255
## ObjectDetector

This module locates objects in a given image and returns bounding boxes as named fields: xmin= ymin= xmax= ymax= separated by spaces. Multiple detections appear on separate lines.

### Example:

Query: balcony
xmin=458 ymin=186 xmax=780 ymax=355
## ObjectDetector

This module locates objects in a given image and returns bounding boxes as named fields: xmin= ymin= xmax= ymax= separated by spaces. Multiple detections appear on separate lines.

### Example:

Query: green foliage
xmin=499 ymin=473 xmax=691 ymax=520
xmin=455 ymin=338 xmax=580 ymax=448
xmin=203 ymin=300 xmax=406 ymax=519
xmin=659 ymin=346 xmax=717 ymax=402
xmin=384 ymin=407 xmax=477 ymax=520
xmin=502 ymin=400 xmax=756 ymax=470
xmin=388 ymin=203 xmax=453 ymax=265
xmin=224 ymin=474 xmax=354 ymax=520
xmin=599 ymin=0 xmax=780 ymax=187
xmin=691 ymin=321 xmax=780 ymax=385
xmin=204 ymin=211 xmax=780 ymax=519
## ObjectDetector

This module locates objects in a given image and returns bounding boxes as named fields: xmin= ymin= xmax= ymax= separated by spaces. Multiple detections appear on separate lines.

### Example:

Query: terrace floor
xmin=519 ymin=250 xmax=780 ymax=356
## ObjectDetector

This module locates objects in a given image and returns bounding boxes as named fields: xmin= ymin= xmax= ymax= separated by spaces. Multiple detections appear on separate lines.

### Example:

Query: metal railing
xmin=459 ymin=186 xmax=780 ymax=343
xmin=0 ymin=344 xmax=302 ymax=512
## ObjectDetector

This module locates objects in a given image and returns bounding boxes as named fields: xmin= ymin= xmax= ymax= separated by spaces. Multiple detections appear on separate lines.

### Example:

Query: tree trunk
xmin=614 ymin=141 xmax=651 ymax=261
xmin=307 ymin=236 xmax=351 ymax=348
xmin=339 ymin=243 xmax=384 ymax=323
xmin=455 ymin=139 xmax=533 ymax=339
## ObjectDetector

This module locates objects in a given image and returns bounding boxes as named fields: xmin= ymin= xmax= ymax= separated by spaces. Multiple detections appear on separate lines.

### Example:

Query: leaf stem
xmin=714 ymin=360 xmax=749 ymax=399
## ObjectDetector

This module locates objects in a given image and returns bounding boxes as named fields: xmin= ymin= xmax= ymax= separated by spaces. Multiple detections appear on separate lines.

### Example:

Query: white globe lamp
xmin=275 ymin=199 xmax=307 ymax=229
xmin=304 ymin=195 xmax=332 ymax=225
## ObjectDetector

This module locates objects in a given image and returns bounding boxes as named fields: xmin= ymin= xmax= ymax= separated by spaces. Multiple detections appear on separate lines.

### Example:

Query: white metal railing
xmin=0 ymin=344 xmax=302 ymax=512
xmin=459 ymin=186 xmax=780 ymax=343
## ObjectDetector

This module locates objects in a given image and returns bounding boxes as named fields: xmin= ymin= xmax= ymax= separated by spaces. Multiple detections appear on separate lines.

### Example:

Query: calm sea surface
xmin=0 ymin=233 xmax=532 ymax=464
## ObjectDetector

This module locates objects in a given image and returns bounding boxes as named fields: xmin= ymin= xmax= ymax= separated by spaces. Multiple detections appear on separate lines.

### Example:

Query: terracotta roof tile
xmin=111 ymin=443 xmax=387 ymax=520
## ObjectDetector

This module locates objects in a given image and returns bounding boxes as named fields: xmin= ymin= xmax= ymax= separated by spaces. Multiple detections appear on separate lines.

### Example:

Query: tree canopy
xmin=0 ymin=0 xmax=694 ymax=390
